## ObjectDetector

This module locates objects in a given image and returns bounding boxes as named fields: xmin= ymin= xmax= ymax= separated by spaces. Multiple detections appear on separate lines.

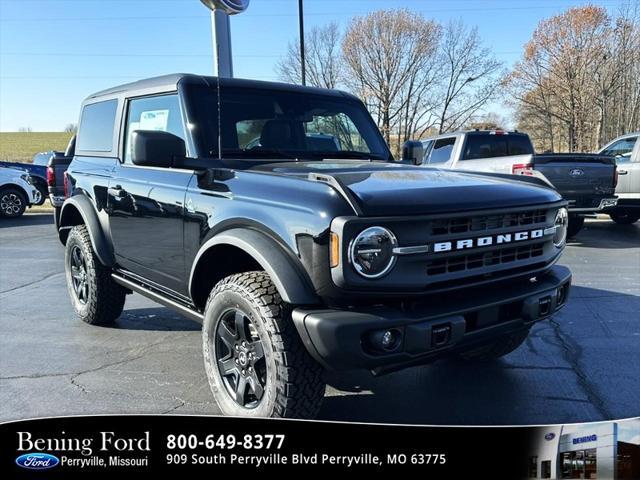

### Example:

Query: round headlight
xmin=348 ymin=226 xmax=398 ymax=279
xmin=553 ymin=208 xmax=568 ymax=247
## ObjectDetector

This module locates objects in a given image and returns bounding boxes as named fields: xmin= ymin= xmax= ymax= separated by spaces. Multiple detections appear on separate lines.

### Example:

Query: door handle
xmin=618 ymin=170 xmax=628 ymax=175
xmin=108 ymin=185 xmax=126 ymax=198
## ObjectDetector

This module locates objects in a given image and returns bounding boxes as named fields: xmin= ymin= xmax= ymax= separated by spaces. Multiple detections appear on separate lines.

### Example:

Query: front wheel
xmin=456 ymin=328 xmax=530 ymax=361
xmin=202 ymin=271 xmax=326 ymax=418
xmin=0 ymin=187 xmax=27 ymax=218
xmin=609 ymin=212 xmax=640 ymax=225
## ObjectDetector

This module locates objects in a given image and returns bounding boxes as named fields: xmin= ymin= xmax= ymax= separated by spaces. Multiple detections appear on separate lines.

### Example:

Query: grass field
xmin=0 ymin=132 xmax=74 ymax=163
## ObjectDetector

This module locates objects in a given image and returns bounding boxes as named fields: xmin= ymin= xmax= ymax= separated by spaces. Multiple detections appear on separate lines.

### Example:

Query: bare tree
xmin=437 ymin=20 xmax=503 ymax=133
xmin=64 ymin=123 xmax=77 ymax=133
xmin=342 ymin=9 xmax=441 ymax=155
xmin=276 ymin=22 xmax=344 ymax=89
xmin=18 ymin=127 xmax=33 ymax=133
xmin=508 ymin=5 xmax=639 ymax=152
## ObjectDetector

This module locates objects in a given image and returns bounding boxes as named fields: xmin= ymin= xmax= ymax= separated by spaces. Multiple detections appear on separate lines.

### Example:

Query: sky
xmin=0 ymin=0 xmax=634 ymax=132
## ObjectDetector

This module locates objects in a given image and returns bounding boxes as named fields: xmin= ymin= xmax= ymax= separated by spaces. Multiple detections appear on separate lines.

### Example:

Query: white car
xmin=598 ymin=132 xmax=640 ymax=224
xmin=0 ymin=167 xmax=42 ymax=218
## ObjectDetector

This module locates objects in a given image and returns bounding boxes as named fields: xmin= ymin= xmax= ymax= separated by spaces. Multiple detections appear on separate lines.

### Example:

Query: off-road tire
xmin=202 ymin=271 xmax=326 ymax=418
xmin=567 ymin=215 xmax=585 ymax=238
xmin=0 ymin=187 xmax=27 ymax=218
xmin=65 ymin=225 xmax=126 ymax=325
xmin=609 ymin=212 xmax=640 ymax=225
xmin=457 ymin=328 xmax=530 ymax=361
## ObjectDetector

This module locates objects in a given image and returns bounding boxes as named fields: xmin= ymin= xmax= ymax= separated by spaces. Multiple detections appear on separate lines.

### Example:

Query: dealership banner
xmin=1 ymin=415 xmax=530 ymax=477
xmin=3 ymin=415 xmax=639 ymax=478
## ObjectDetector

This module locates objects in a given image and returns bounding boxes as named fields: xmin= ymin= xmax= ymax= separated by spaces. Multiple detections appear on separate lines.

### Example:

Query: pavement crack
xmin=549 ymin=318 xmax=611 ymax=419
xmin=0 ymin=271 xmax=64 ymax=295
xmin=161 ymin=398 xmax=187 ymax=414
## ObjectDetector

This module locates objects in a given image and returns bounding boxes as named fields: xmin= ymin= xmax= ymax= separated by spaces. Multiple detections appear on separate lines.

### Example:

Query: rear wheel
xmin=457 ymin=328 xmax=530 ymax=361
xmin=0 ymin=187 xmax=27 ymax=218
xmin=609 ymin=212 xmax=640 ymax=225
xmin=202 ymin=271 xmax=325 ymax=418
xmin=567 ymin=215 xmax=585 ymax=238
xmin=65 ymin=225 xmax=126 ymax=325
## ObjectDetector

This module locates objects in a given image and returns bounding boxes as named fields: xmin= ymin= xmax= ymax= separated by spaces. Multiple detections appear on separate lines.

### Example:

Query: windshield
xmin=183 ymin=84 xmax=392 ymax=161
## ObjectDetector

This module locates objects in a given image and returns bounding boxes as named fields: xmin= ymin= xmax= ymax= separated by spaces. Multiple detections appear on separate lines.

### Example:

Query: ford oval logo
xmin=545 ymin=433 xmax=556 ymax=441
xmin=15 ymin=453 xmax=60 ymax=470
xmin=569 ymin=168 xmax=584 ymax=177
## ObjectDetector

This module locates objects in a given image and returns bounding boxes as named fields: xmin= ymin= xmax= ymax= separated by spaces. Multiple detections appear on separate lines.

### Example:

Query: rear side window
xmin=428 ymin=137 xmax=456 ymax=163
xmin=77 ymin=100 xmax=118 ymax=152
xmin=507 ymin=135 xmax=534 ymax=155
xmin=462 ymin=135 xmax=507 ymax=160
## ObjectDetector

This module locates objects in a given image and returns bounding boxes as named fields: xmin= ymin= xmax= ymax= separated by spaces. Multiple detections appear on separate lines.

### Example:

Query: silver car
xmin=598 ymin=132 xmax=640 ymax=224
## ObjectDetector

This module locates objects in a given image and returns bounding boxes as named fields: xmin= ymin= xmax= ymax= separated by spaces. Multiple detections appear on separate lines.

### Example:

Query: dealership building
xmin=528 ymin=421 xmax=640 ymax=479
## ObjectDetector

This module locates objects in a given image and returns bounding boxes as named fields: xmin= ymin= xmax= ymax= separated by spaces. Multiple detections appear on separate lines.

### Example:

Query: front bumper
xmin=292 ymin=265 xmax=571 ymax=374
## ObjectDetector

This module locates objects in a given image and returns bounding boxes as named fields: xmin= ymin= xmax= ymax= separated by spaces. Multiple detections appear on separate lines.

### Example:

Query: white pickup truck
xmin=598 ymin=132 xmax=640 ymax=225
xmin=420 ymin=130 xmax=619 ymax=237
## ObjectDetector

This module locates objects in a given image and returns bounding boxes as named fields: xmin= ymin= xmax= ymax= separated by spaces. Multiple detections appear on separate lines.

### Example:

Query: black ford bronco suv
xmin=58 ymin=74 xmax=571 ymax=418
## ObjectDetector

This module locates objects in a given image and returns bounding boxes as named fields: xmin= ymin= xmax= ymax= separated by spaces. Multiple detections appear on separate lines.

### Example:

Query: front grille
xmin=426 ymin=241 xmax=545 ymax=275
xmin=431 ymin=209 xmax=547 ymax=236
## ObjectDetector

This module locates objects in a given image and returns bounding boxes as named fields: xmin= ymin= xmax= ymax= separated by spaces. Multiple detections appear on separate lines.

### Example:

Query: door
xmin=107 ymin=93 xmax=193 ymax=295
xmin=600 ymin=135 xmax=638 ymax=196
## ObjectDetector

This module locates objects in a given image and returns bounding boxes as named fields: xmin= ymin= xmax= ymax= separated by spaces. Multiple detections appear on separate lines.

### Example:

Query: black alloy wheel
xmin=69 ymin=244 xmax=89 ymax=304
xmin=215 ymin=308 xmax=267 ymax=408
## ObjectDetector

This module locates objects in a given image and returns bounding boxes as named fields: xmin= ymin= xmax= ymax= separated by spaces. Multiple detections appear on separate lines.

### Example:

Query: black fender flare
xmin=189 ymin=228 xmax=319 ymax=306
xmin=58 ymin=196 xmax=115 ymax=267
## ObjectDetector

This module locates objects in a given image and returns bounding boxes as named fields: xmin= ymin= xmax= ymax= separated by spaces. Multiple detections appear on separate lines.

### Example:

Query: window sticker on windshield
xmin=139 ymin=110 xmax=169 ymax=131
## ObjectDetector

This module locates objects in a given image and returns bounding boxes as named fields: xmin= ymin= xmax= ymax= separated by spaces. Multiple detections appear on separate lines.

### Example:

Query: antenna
xmin=200 ymin=0 xmax=250 ymax=78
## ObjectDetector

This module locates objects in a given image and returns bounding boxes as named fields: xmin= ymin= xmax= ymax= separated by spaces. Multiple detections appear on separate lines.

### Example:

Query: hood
xmin=254 ymin=161 xmax=561 ymax=216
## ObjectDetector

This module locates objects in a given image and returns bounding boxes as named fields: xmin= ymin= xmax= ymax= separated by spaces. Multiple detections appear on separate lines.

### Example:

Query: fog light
xmin=368 ymin=328 xmax=402 ymax=352
xmin=556 ymin=285 xmax=567 ymax=307
xmin=381 ymin=330 xmax=395 ymax=348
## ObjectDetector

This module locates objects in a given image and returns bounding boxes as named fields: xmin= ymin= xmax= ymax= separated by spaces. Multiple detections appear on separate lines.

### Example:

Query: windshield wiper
xmin=309 ymin=150 xmax=385 ymax=160
xmin=218 ymin=149 xmax=298 ymax=160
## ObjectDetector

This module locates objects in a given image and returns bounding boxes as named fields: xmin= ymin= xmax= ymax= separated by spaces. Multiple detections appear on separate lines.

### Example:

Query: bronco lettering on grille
xmin=433 ymin=229 xmax=544 ymax=253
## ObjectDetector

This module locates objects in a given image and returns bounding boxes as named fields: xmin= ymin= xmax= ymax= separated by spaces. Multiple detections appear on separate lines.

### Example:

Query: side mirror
xmin=131 ymin=130 xmax=186 ymax=168
xmin=402 ymin=140 xmax=424 ymax=165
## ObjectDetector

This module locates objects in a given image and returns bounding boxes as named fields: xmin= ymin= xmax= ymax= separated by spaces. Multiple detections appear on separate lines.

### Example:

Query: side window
xmin=601 ymin=137 xmax=637 ymax=162
xmin=422 ymin=140 xmax=434 ymax=162
xmin=428 ymin=137 xmax=456 ymax=164
xmin=77 ymin=99 xmax=118 ymax=152
xmin=462 ymin=135 xmax=507 ymax=160
xmin=124 ymin=94 xmax=185 ymax=164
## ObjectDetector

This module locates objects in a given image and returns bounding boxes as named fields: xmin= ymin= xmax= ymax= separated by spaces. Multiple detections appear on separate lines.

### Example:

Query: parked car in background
xmin=0 ymin=157 xmax=48 ymax=206
xmin=420 ymin=130 xmax=618 ymax=237
xmin=598 ymin=132 xmax=640 ymax=225
xmin=47 ymin=137 xmax=75 ymax=227
xmin=0 ymin=167 xmax=42 ymax=218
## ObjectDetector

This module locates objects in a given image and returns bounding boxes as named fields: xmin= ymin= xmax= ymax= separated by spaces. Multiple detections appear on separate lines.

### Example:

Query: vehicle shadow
xmin=109 ymin=307 xmax=200 ymax=332
xmin=0 ymin=212 xmax=53 ymax=228
xmin=569 ymin=219 xmax=639 ymax=249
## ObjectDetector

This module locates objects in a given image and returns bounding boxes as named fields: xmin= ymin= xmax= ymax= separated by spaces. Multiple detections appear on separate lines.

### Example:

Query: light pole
xmin=298 ymin=0 xmax=305 ymax=85
xmin=200 ymin=0 xmax=250 ymax=78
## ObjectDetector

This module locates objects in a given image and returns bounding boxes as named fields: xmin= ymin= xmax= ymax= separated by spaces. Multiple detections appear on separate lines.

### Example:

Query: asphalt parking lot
xmin=0 ymin=213 xmax=638 ymax=425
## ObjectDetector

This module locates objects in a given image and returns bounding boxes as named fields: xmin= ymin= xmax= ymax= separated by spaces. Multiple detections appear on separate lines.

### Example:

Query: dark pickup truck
xmin=46 ymin=136 xmax=75 ymax=227
xmin=421 ymin=130 xmax=618 ymax=237
xmin=57 ymin=74 xmax=571 ymax=418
